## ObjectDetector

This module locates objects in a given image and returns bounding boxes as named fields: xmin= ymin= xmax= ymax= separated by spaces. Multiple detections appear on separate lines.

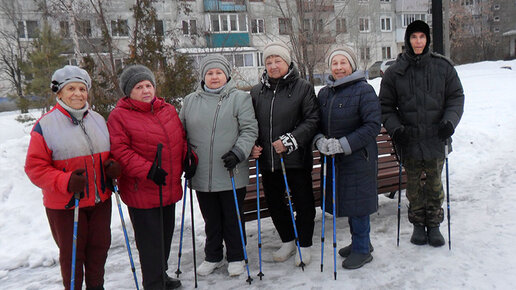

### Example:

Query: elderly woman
xmin=180 ymin=54 xmax=258 ymax=277
xmin=314 ymin=46 xmax=381 ymax=269
xmin=250 ymin=42 xmax=320 ymax=266
xmin=25 ymin=65 xmax=121 ymax=290
xmin=107 ymin=65 xmax=186 ymax=290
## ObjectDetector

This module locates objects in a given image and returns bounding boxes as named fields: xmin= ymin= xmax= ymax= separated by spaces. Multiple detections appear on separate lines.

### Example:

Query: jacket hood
xmin=116 ymin=96 xmax=166 ymax=112
xmin=325 ymin=70 xmax=366 ymax=88
xmin=260 ymin=62 xmax=299 ymax=88
xmin=404 ymin=20 xmax=431 ymax=57
xmin=195 ymin=78 xmax=238 ymax=99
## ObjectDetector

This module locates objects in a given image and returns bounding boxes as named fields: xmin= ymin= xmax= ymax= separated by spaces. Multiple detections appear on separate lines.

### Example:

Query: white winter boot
xmin=227 ymin=260 xmax=245 ymax=276
xmin=294 ymin=246 xmax=312 ymax=266
xmin=197 ymin=260 xmax=224 ymax=276
xmin=273 ymin=241 xmax=296 ymax=262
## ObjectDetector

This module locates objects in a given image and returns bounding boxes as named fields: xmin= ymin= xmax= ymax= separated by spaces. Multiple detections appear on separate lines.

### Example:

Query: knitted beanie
xmin=404 ymin=20 xmax=431 ymax=55
xmin=327 ymin=46 xmax=358 ymax=72
xmin=119 ymin=64 xmax=156 ymax=97
xmin=263 ymin=42 xmax=291 ymax=64
xmin=199 ymin=54 xmax=231 ymax=80
xmin=50 ymin=65 xmax=91 ymax=93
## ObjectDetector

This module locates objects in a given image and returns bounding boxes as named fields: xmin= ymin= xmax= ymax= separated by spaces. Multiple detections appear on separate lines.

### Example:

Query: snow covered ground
xmin=1 ymin=60 xmax=515 ymax=289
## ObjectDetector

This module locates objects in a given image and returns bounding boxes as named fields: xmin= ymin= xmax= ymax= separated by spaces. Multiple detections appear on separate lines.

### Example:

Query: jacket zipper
xmin=327 ymin=89 xmax=337 ymax=137
xmin=152 ymin=106 xmax=173 ymax=192
xmin=209 ymin=95 xmax=224 ymax=191
xmin=269 ymin=82 xmax=280 ymax=172
xmin=79 ymin=120 xmax=101 ymax=203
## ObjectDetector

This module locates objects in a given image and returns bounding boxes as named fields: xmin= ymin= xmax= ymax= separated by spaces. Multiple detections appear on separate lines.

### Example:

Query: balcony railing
xmin=204 ymin=0 xmax=247 ymax=12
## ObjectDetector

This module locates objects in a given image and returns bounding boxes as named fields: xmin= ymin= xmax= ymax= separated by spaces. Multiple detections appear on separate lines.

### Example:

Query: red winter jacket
xmin=107 ymin=97 xmax=186 ymax=209
xmin=25 ymin=103 xmax=112 ymax=209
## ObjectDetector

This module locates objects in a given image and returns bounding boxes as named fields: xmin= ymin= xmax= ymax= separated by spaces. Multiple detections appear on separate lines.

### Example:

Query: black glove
xmin=67 ymin=168 xmax=86 ymax=193
xmin=183 ymin=144 xmax=198 ymax=180
xmin=438 ymin=121 xmax=454 ymax=141
xmin=147 ymin=164 xmax=168 ymax=186
xmin=221 ymin=151 xmax=240 ymax=170
xmin=393 ymin=127 xmax=410 ymax=145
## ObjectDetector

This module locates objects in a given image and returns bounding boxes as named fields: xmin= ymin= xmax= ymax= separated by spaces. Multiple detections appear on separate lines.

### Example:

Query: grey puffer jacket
xmin=379 ymin=51 xmax=464 ymax=161
xmin=180 ymin=80 xmax=258 ymax=192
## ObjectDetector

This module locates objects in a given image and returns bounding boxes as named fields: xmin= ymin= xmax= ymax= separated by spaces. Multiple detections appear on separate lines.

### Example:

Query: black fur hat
xmin=404 ymin=20 xmax=431 ymax=55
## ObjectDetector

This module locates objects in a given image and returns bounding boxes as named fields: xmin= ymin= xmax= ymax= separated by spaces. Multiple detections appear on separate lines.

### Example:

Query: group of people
xmin=24 ymin=20 xmax=464 ymax=289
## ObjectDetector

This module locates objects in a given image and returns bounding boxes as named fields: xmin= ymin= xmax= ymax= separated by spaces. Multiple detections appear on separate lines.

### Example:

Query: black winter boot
xmin=410 ymin=225 xmax=427 ymax=245
xmin=342 ymin=252 xmax=373 ymax=269
xmin=338 ymin=242 xmax=374 ymax=258
xmin=427 ymin=226 xmax=445 ymax=247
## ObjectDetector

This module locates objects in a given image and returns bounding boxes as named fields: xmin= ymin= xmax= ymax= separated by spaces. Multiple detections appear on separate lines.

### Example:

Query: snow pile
xmin=0 ymin=60 xmax=515 ymax=289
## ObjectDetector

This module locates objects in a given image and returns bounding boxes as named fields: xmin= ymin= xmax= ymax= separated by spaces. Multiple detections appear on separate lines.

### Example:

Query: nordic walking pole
xmin=397 ymin=151 xmax=402 ymax=247
xmin=189 ymin=183 xmax=198 ymax=288
xmin=155 ymin=143 xmax=166 ymax=289
xmin=70 ymin=192 xmax=80 ymax=290
xmin=331 ymin=155 xmax=337 ymax=280
xmin=320 ymin=155 xmax=327 ymax=272
xmin=445 ymin=141 xmax=451 ymax=250
xmin=112 ymin=180 xmax=140 ymax=290
xmin=229 ymin=169 xmax=253 ymax=285
xmin=255 ymin=159 xmax=264 ymax=280
xmin=279 ymin=153 xmax=305 ymax=271
xmin=175 ymin=179 xmax=189 ymax=278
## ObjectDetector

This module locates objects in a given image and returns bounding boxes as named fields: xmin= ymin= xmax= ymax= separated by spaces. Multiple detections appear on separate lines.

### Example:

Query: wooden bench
xmin=242 ymin=127 xmax=407 ymax=222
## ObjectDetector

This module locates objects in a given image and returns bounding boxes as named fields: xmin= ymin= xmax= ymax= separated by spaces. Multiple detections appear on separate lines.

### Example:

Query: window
xmin=493 ymin=16 xmax=500 ymax=22
xmin=155 ymin=20 xmax=164 ymax=36
xmin=77 ymin=20 xmax=92 ymax=37
xmin=210 ymin=14 xmax=247 ymax=32
xmin=494 ymin=4 xmax=500 ymax=10
xmin=182 ymin=20 xmax=197 ymax=35
xmin=224 ymin=53 xmax=254 ymax=67
xmin=360 ymin=47 xmax=370 ymax=60
xmin=336 ymin=18 xmax=347 ymax=33
xmin=18 ymin=20 xmax=38 ymax=39
xmin=380 ymin=17 xmax=392 ymax=31
xmin=494 ymin=27 xmax=500 ymax=32
xmin=359 ymin=18 xmax=370 ymax=32
xmin=59 ymin=21 xmax=70 ymax=38
xmin=257 ymin=52 xmax=264 ymax=67
xmin=380 ymin=0 xmax=391 ymax=2
xmin=251 ymin=19 xmax=264 ymax=34
xmin=111 ymin=19 xmax=129 ymax=37
xmin=303 ymin=19 xmax=311 ymax=31
xmin=279 ymin=18 xmax=292 ymax=35
xmin=382 ymin=46 xmax=391 ymax=59
xmin=315 ymin=19 xmax=324 ymax=32
xmin=402 ymin=14 xmax=426 ymax=27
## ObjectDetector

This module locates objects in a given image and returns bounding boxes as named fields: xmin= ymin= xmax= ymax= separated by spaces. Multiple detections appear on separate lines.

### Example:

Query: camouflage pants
xmin=404 ymin=158 xmax=445 ymax=227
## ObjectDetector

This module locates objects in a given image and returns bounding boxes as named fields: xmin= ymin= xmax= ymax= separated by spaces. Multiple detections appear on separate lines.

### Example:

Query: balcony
xmin=205 ymin=33 xmax=250 ymax=48
xmin=204 ymin=0 xmax=246 ymax=12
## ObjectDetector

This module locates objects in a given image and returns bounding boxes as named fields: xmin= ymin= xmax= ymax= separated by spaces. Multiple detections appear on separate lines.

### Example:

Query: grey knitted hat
xmin=263 ymin=42 xmax=291 ymax=64
xmin=119 ymin=64 xmax=156 ymax=97
xmin=50 ymin=65 xmax=91 ymax=93
xmin=327 ymin=46 xmax=358 ymax=72
xmin=199 ymin=54 xmax=231 ymax=80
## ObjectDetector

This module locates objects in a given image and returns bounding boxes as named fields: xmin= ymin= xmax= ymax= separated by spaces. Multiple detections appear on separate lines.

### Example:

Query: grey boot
xmin=410 ymin=225 xmax=427 ymax=245
xmin=427 ymin=226 xmax=445 ymax=247
xmin=342 ymin=252 xmax=373 ymax=269
xmin=338 ymin=242 xmax=374 ymax=258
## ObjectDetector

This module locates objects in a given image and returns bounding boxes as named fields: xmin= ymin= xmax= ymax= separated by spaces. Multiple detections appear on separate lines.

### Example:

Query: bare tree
xmin=0 ymin=0 xmax=30 ymax=112
xmin=450 ymin=0 xmax=496 ymax=63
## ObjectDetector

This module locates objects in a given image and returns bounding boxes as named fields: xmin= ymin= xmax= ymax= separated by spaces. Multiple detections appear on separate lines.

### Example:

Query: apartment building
xmin=1 ymin=0 xmax=434 ymax=90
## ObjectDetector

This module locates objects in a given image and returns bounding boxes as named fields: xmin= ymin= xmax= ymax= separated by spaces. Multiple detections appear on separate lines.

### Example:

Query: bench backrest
xmin=242 ymin=127 xmax=406 ymax=221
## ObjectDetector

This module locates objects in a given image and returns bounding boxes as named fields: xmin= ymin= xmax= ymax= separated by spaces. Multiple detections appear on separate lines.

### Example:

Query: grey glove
xmin=327 ymin=138 xmax=344 ymax=155
xmin=315 ymin=137 xmax=331 ymax=155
